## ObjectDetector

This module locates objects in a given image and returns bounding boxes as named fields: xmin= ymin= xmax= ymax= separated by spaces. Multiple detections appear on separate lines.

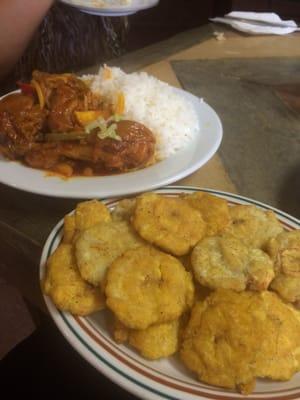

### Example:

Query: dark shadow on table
xmin=1 ymin=309 xmax=138 ymax=400
xmin=277 ymin=163 xmax=300 ymax=220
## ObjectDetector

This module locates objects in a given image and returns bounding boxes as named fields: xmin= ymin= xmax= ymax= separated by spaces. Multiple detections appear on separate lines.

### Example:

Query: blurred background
xmin=1 ymin=0 xmax=300 ymax=94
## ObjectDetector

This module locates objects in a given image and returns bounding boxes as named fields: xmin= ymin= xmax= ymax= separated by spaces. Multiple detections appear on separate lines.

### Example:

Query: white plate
xmin=0 ymin=88 xmax=222 ymax=199
xmin=40 ymin=186 xmax=300 ymax=400
xmin=59 ymin=0 xmax=159 ymax=16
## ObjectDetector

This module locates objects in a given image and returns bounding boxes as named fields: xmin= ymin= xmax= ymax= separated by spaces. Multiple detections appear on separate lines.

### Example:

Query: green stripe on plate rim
xmin=44 ymin=186 xmax=300 ymax=400
xmin=46 ymin=212 xmax=181 ymax=400
xmin=60 ymin=311 xmax=182 ymax=400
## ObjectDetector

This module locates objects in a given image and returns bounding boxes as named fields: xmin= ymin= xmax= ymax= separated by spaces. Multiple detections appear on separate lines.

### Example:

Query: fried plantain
xmin=128 ymin=319 xmax=180 ymax=360
xmin=43 ymin=244 xmax=105 ymax=315
xmin=112 ymin=316 xmax=181 ymax=360
xmin=62 ymin=213 xmax=76 ymax=244
xmin=191 ymin=234 xmax=275 ymax=291
xmin=132 ymin=193 xmax=206 ymax=256
xmin=183 ymin=192 xmax=231 ymax=236
xmin=180 ymin=289 xmax=300 ymax=394
xmin=224 ymin=205 xmax=283 ymax=250
xmin=75 ymin=220 xmax=144 ymax=287
xmin=75 ymin=199 xmax=111 ymax=231
xmin=267 ymin=230 xmax=300 ymax=303
xmin=105 ymin=245 xmax=194 ymax=329
xmin=62 ymin=199 xmax=112 ymax=244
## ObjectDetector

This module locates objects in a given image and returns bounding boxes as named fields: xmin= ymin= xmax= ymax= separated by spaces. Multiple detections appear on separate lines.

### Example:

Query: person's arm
xmin=0 ymin=0 xmax=54 ymax=79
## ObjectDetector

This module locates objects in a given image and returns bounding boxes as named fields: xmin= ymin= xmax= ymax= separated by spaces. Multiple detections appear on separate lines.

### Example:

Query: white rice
xmin=82 ymin=66 xmax=200 ymax=160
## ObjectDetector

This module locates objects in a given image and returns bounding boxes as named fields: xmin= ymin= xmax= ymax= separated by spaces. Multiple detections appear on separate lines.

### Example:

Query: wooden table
xmin=1 ymin=23 xmax=300 ymax=398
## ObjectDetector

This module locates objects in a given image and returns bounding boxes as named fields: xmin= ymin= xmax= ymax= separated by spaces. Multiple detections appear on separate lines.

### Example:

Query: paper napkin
xmin=210 ymin=11 xmax=299 ymax=35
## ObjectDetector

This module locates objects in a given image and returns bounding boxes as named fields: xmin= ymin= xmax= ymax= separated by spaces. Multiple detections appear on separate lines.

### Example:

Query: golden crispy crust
xmin=191 ymin=234 xmax=275 ymax=291
xmin=183 ymin=192 xmax=231 ymax=236
xmin=224 ymin=205 xmax=283 ymax=249
xmin=128 ymin=320 xmax=180 ymax=360
xmin=132 ymin=193 xmax=206 ymax=256
xmin=105 ymin=245 xmax=195 ymax=329
xmin=180 ymin=289 xmax=300 ymax=394
xmin=44 ymin=193 xmax=300 ymax=395
xmin=75 ymin=199 xmax=111 ymax=231
xmin=112 ymin=316 xmax=183 ymax=360
xmin=62 ymin=214 xmax=76 ymax=244
xmin=43 ymin=244 xmax=105 ymax=315
xmin=62 ymin=199 xmax=112 ymax=244
xmin=75 ymin=220 xmax=144 ymax=286
xmin=267 ymin=230 xmax=300 ymax=303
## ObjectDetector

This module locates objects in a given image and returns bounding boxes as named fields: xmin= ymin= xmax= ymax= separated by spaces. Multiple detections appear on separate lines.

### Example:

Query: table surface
xmin=1 ymin=23 xmax=300 ymax=398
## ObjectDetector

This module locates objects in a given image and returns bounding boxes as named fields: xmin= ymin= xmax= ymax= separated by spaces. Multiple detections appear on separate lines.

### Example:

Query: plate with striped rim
xmin=40 ymin=186 xmax=300 ymax=400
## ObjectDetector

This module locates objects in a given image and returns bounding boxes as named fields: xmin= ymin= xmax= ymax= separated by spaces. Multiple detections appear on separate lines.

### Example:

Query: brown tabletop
xmin=1 ymin=23 xmax=300 ymax=399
